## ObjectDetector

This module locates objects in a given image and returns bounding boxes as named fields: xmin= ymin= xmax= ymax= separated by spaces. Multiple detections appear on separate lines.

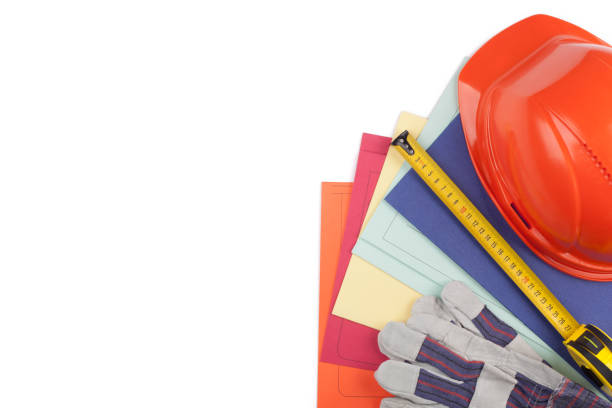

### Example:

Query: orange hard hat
xmin=458 ymin=14 xmax=612 ymax=281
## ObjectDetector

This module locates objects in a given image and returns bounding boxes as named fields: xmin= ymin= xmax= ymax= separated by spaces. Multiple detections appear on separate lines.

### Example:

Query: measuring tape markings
xmin=391 ymin=130 xmax=579 ymax=339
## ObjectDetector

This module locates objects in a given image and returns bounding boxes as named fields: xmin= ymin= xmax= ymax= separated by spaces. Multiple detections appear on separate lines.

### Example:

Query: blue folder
xmin=385 ymin=114 xmax=612 ymax=371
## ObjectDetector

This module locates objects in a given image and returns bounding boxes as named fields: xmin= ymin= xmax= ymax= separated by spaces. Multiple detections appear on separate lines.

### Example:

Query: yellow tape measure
xmin=392 ymin=130 xmax=612 ymax=396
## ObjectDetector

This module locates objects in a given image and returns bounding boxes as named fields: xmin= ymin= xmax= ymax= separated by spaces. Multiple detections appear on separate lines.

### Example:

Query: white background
xmin=0 ymin=1 xmax=610 ymax=407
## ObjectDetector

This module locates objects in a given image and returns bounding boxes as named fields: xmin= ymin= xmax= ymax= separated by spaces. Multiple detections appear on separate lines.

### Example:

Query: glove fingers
xmin=406 ymin=313 xmax=505 ymax=365
xmin=411 ymin=288 xmax=485 ymax=340
xmin=376 ymin=360 xmax=477 ymax=407
xmin=378 ymin=321 xmax=426 ymax=361
xmin=440 ymin=282 xmax=541 ymax=360
xmin=415 ymin=282 xmax=536 ymax=360
xmin=441 ymin=281 xmax=517 ymax=347
xmin=379 ymin=321 xmax=484 ymax=382
xmin=405 ymin=313 xmax=563 ymax=388
xmin=375 ymin=360 xmax=421 ymax=400
xmin=440 ymin=281 xmax=484 ymax=322
xmin=410 ymin=295 xmax=455 ymax=323
xmin=415 ymin=282 xmax=518 ymax=349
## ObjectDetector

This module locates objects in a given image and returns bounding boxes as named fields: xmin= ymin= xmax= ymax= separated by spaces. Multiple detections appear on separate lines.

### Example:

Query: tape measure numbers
xmin=392 ymin=130 xmax=612 ymax=396
xmin=391 ymin=131 xmax=576 ymax=337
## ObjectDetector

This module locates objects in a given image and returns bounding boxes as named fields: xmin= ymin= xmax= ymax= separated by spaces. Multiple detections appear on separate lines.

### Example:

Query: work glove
xmin=375 ymin=281 xmax=610 ymax=408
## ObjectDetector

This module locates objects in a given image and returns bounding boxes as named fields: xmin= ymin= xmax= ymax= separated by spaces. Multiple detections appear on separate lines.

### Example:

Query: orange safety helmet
xmin=458 ymin=14 xmax=612 ymax=281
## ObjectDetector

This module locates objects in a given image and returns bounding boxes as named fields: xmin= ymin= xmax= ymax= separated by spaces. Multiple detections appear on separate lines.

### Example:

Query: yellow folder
xmin=332 ymin=112 xmax=425 ymax=330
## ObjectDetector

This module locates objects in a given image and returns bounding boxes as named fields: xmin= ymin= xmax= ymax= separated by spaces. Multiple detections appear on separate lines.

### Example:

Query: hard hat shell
xmin=458 ymin=14 xmax=612 ymax=281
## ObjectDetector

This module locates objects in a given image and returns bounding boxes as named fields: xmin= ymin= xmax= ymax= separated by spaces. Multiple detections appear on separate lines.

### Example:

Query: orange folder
xmin=318 ymin=182 xmax=389 ymax=407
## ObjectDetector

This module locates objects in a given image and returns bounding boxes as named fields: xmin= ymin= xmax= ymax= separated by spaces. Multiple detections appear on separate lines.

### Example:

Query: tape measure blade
xmin=392 ymin=133 xmax=579 ymax=339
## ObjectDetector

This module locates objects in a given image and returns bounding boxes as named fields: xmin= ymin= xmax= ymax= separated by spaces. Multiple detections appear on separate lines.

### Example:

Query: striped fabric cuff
xmin=415 ymin=370 xmax=475 ymax=408
xmin=549 ymin=378 xmax=612 ymax=408
xmin=507 ymin=373 xmax=553 ymax=408
xmin=472 ymin=306 xmax=517 ymax=347
xmin=413 ymin=336 xmax=483 ymax=408
xmin=415 ymin=336 xmax=484 ymax=381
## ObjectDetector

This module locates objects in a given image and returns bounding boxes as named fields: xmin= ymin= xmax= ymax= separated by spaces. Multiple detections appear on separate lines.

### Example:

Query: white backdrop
xmin=0 ymin=1 xmax=610 ymax=407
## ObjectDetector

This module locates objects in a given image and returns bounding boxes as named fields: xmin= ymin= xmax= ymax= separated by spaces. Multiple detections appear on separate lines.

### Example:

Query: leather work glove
xmin=375 ymin=281 xmax=611 ymax=408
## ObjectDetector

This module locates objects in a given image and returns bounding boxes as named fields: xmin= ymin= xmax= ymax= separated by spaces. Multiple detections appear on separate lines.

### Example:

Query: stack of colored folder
xmin=317 ymin=65 xmax=612 ymax=406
